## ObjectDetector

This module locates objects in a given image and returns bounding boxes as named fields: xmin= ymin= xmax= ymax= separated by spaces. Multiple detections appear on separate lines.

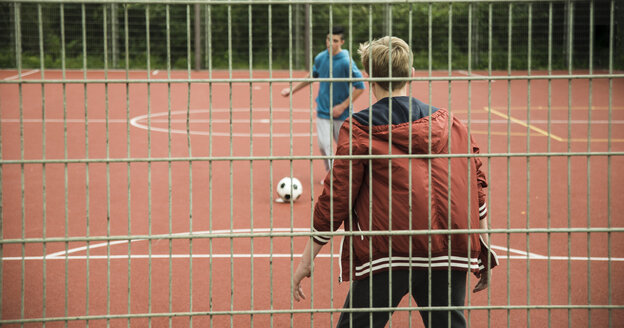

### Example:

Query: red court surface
xmin=1 ymin=69 xmax=624 ymax=327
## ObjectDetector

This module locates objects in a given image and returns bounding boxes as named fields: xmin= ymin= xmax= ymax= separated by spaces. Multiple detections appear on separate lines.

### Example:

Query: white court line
xmin=130 ymin=109 xmax=317 ymax=137
xmin=3 ymin=117 xmax=624 ymax=125
xmin=4 ymin=228 xmax=623 ymax=262
xmin=457 ymin=70 xmax=494 ymax=82
xmin=4 ymin=69 xmax=40 ymax=81
xmin=1 ymin=118 xmax=130 ymax=123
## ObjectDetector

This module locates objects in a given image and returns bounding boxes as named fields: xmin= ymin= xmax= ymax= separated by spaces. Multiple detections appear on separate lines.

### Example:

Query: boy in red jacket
xmin=292 ymin=36 xmax=497 ymax=328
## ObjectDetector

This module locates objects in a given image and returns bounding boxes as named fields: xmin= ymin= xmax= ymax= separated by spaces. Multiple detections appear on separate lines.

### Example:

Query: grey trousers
xmin=316 ymin=117 xmax=344 ymax=171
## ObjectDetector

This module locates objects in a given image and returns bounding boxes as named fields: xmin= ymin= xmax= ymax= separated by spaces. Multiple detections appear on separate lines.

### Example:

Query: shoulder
xmin=337 ymin=50 xmax=353 ymax=64
xmin=314 ymin=51 xmax=328 ymax=62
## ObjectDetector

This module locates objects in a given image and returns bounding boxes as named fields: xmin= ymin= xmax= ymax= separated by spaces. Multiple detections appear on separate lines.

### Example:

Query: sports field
xmin=1 ymin=67 xmax=623 ymax=327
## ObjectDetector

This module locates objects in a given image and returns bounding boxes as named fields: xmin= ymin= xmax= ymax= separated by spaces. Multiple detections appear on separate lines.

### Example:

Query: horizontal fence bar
xmin=2 ymin=74 xmax=623 ymax=84
xmin=3 ymin=227 xmax=624 ymax=245
xmin=1 ymin=152 xmax=623 ymax=165
xmin=2 ymin=303 xmax=623 ymax=325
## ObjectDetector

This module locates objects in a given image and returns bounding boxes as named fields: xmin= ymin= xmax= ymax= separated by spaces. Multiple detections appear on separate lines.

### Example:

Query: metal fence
xmin=1 ymin=1 xmax=623 ymax=70
xmin=1 ymin=0 xmax=623 ymax=327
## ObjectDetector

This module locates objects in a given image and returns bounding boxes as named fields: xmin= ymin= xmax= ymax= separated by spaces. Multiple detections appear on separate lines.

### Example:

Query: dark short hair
xmin=332 ymin=26 xmax=345 ymax=39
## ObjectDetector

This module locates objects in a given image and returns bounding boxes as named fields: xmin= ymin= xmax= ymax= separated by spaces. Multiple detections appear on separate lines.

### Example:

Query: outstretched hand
xmin=293 ymin=262 xmax=312 ymax=302
xmin=281 ymin=87 xmax=292 ymax=97
xmin=473 ymin=269 xmax=490 ymax=293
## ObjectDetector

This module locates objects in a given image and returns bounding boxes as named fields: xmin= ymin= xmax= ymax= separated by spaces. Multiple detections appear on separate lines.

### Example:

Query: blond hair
xmin=358 ymin=36 xmax=412 ymax=91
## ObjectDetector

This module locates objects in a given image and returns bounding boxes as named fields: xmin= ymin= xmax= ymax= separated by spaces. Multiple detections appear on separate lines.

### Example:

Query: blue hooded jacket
xmin=312 ymin=49 xmax=366 ymax=120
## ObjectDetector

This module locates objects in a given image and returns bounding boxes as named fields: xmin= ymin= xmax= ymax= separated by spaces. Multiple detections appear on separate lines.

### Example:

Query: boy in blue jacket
xmin=282 ymin=26 xmax=366 ymax=176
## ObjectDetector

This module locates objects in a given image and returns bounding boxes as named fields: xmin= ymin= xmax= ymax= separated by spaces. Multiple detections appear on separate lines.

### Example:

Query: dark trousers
xmin=336 ymin=270 xmax=467 ymax=328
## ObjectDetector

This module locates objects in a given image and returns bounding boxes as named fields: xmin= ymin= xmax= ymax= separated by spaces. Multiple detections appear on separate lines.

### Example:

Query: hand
xmin=281 ymin=87 xmax=291 ymax=97
xmin=292 ymin=262 xmax=312 ymax=302
xmin=332 ymin=103 xmax=347 ymax=118
xmin=473 ymin=269 xmax=490 ymax=293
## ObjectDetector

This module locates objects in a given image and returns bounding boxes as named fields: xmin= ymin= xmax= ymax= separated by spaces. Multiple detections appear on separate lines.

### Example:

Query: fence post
xmin=194 ymin=3 xmax=201 ymax=70
xmin=111 ymin=4 xmax=118 ymax=68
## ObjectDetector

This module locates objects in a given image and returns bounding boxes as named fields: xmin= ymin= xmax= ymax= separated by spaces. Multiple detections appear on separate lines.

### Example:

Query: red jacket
xmin=313 ymin=96 xmax=496 ymax=282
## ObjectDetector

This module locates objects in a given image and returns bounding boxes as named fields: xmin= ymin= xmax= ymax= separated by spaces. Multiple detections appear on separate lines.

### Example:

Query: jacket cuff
xmin=478 ymin=235 xmax=499 ymax=273
xmin=312 ymin=227 xmax=331 ymax=245
xmin=479 ymin=202 xmax=488 ymax=220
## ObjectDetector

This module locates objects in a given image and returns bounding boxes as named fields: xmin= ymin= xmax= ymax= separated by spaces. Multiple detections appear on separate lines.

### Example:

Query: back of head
xmin=358 ymin=36 xmax=412 ymax=91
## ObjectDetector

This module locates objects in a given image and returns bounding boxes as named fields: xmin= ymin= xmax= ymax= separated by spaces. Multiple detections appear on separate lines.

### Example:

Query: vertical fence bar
xmin=287 ymin=4 xmax=295 ymax=328
xmin=308 ymin=6 xmax=316 ymax=323
xmin=426 ymin=3 xmax=433 ymax=327
xmin=506 ymin=3 xmax=513 ymax=328
xmin=204 ymin=4 xmax=215 ymax=327
xmin=194 ymin=3 xmax=200 ymax=70
xmin=76 ymin=4 xmax=87 ymax=328
xmin=145 ymin=5 xmax=153 ymax=327
xmin=185 ymin=5 xmax=195 ymax=328
xmin=165 ymin=5 xmax=173 ymax=328
xmin=444 ymin=4 xmax=453 ymax=327
xmin=407 ymin=4 xmax=414 ymax=327
xmin=0 ymin=1 xmax=3 ymax=317
xmin=268 ymin=3 xmax=275 ymax=327
xmin=103 ymin=5 xmax=113 ymax=327
xmin=345 ymin=3 xmax=354 ymax=326
xmin=347 ymin=0 xmax=356 ymax=320
xmin=327 ymin=7 xmax=335 ymax=325
xmin=525 ymin=4 xmax=532 ymax=328
xmin=525 ymin=3 xmax=533 ymax=327
xmin=307 ymin=6 xmax=316 ymax=320
xmin=487 ymin=3 xmax=494 ymax=327
xmin=123 ymin=4 xmax=132 ymax=327
xmin=36 ymin=4 xmax=47 ymax=326
xmin=0 ymin=0 xmax=3 ymax=315
xmin=346 ymin=4 xmax=355 ymax=323
xmin=60 ymin=4 xmax=77 ymax=328
xmin=13 ymin=3 xmax=24 ymax=326
xmin=466 ymin=4 xmax=473 ymax=326
xmin=386 ymin=6 xmax=394 ymax=327
xmin=227 ymin=4 xmax=234 ymax=327
xmin=365 ymin=4 xmax=374 ymax=328
xmin=248 ymin=4 xmax=255 ymax=328
xmin=112 ymin=4 xmax=118 ymax=68
xmin=607 ymin=1 xmax=614 ymax=326
xmin=566 ymin=3 xmax=573 ymax=327
xmin=586 ymin=2 xmax=594 ymax=325
xmin=547 ymin=3 xmax=553 ymax=328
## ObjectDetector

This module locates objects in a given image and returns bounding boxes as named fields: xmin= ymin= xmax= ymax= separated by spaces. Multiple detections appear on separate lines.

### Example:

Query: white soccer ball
xmin=276 ymin=177 xmax=303 ymax=202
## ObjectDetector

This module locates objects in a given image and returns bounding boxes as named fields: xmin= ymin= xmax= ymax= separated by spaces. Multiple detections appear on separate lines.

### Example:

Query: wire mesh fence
xmin=1 ymin=0 xmax=624 ymax=327
xmin=1 ymin=1 xmax=623 ymax=70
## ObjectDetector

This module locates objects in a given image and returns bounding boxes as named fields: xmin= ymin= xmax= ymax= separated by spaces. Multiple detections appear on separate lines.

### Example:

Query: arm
xmin=332 ymin=87 xmax=365 ymax=118
xmin=471 ymin=137 xmax=495 ymax=293
xmin=473 ymin=217 xmax=491 ymax=293
xmin=281 ymin=72 xmax=312 ymax=97
xmin=293 ymin=239 xmax=324 ymax=301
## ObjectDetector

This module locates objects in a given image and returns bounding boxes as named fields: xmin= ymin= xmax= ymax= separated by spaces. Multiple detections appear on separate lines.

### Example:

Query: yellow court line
xmin=470 ymin=130 xmax=532 ymax=137
xmin=483 ymin=107 xmax=565 ymax=142
xmin=489 ymin=106 xmax=624 ymax=111
xmin=569 ymin=138 xmax=624 ymax=143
